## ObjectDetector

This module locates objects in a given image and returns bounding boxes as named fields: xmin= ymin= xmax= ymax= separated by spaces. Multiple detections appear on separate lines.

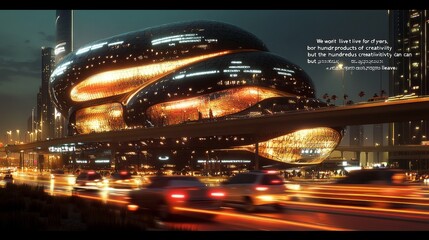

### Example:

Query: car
xmin=3 ymin=173 xmax=14 ymax=184
xmin=73 ymin=170 xmax=105 ymax=190
xmin=50 ymin=169 xmax=66 ymax=179
xmin=305 ymin=168 xmax=425 ymax=208
xmin=107 ymin=171 xmax=142 ymax=189
xmin=127 ymin=175 xmax=224 ymax=220
xmin=219 ymin=170 xmax=288 ymax=212
xmin=335 ymin=168 xmax=407 ymax=185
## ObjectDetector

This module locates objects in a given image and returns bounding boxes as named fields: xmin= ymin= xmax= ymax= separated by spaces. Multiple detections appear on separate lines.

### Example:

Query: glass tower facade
xmin=55 ymin=10 xmax=73 ymax=64
xmin=40 ymin=47 xmax=55 ymax=140
xmin=389 ymin=10 xmax=429 ymax=169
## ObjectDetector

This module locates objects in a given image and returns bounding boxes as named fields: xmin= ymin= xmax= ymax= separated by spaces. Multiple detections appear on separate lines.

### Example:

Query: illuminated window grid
xmin=70 ymin=51 xmax=232 ymax=102
xmin=75 ymin=103 xmax=126 ymax=134
xmin=146 ymin=86 xmax=293 ymax=126
xmin=239 ymin=127 xmax=341 ymax=164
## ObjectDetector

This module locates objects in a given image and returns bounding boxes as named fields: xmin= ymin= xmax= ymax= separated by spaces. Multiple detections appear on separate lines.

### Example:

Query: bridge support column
xmin=111 ymin=143 xmax=119 ymax=171
xmin=254 ymin=142 xmax=259 ymax=170
xmin=19 ymin=150 xmax=24 ymax=171
xmin=365 ymin=152 xmax=369 ymax=168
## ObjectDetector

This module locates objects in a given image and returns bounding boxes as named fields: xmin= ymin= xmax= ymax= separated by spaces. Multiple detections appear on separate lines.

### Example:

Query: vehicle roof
xmin=336 ymin=168 xmax=405 ymax=184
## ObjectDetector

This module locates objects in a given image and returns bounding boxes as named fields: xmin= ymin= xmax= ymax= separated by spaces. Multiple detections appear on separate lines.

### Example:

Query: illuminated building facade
xmin=54 ymin=10 xmax=73 ymax=138
xmin=389 ymin=10 xmax=429 ymax=169
xmin=50 ymin=20 xmax=342 ymax=165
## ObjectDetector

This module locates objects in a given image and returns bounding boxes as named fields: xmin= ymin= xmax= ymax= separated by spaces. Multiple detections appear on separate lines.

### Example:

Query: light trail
xmin=281 ymin=200 xmax=429 ymax=217
xmin=174 ymin=206 xmax=352 ymax=231
xmin=289 ymin=188 xmax=429 ymax=206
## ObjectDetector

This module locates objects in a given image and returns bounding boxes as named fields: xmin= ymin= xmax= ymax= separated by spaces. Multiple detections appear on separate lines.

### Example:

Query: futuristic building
xmin=49 ymin=20 xmax=342 ymax=165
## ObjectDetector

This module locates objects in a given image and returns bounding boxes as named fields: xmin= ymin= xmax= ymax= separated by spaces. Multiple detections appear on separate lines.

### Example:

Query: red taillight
xmin=271 ymin=180 xmax=281 ymax=184
xmin=120 ymin=171 xmax=128 ymax=175
xmin=210 ymin=191 xmax=225 ymax=198
xmin=127 ymin=204 xmax=139 ymax=211
xmin=171 ymin=193 xmax=186 ymax=199
xmin=255 ymin=186 xmax=268 ymax=191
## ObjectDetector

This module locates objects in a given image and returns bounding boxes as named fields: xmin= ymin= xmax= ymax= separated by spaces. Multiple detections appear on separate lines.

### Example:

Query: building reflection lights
xmin=70 ymin=51 xmax=231 ymax=102
xmin=49 ymin=20 xmax=342 ymax=164
xmin=146 ymin=86 xmax=287 ymax=126
xmin=75 ymin=103 xmax=125 ymax=133
xmin=241 ymin=127 xmax=342 ymax=164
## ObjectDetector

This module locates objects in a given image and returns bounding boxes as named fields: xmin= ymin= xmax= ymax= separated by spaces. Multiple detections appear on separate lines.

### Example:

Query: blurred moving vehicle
xmin=127 ymin=175 xmax=224 ymax=220
xmin=50 ymin=169 xmax=65 ymax=179
xmin=107 ymin=171 xmax=142 ymax=189
xmin=220 ymin=170 xmax=288 ymax=212
xmin=305 ymin=168 xmax=426 ymax=208
xmin=3 ymin=173 xmax=14 ymax=184
xmin=73 ymin=170 xmax=105 ymax=190
xmin=336 ymin=168 xmax=407 ymax=185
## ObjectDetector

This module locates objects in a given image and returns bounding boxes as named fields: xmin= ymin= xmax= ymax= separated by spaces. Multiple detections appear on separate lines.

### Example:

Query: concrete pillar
xmin=254 ymin=142 xmax=259 ymax=170
xmin=365 ymin=152 xmax=369 ymax=168
xmin=111 ymin=143 xmax=118 ymax=171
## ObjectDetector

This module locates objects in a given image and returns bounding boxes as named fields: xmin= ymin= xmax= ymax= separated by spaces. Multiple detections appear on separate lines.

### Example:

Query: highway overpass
xmin=4 ymin=97 xmax=429 ymax=153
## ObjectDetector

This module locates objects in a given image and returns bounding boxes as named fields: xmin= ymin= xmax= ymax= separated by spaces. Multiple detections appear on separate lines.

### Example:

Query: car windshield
xmin=77 ymin=172 xmax=102 ymax=180
xmin=87 ymin=173 xmax=102 ymax=180
xmin=51 ymin=169 xmax=65 ymax=174
xmin=336 ymin=169 xmax=406 ymax=185
xmin=111 ymin=172 xmax=132 ymax=180
xmin=168 ymin=180 xmax=205 ymax=188
xmin=261 ymin=174 xmax=284 ymax=185
xmin=147 ymin=176 xmax=205 ymax=188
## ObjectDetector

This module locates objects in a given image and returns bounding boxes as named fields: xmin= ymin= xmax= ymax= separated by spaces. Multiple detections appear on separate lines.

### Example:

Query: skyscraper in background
xmin=40 ymin=47 xmax=55 ymax=140
xmin=54 ymin=10 xmax=73 ymax=138
xmin=389 ymin=10 xmax=429 ymax=170
xmin=55 ymin=10 xmax=73 ymax=64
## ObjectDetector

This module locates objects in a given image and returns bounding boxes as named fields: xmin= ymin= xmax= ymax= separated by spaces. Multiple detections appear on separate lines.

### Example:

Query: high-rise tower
xmin=40 ymin=47 xmax=55 ymax=140
xmin=389 ymin=10 xmax=429 ymax=170
xmin=55 ymin=10 xmax=73 ymax=64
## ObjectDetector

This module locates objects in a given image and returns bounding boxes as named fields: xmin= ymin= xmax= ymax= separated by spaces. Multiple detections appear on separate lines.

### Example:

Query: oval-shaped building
xmin=49 ymin=20 xmax=342 ymax=164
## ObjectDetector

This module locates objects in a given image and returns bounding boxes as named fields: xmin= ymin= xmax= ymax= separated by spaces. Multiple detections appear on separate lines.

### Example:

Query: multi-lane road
xmin=6 ymin=172 xmax=429 ymax=231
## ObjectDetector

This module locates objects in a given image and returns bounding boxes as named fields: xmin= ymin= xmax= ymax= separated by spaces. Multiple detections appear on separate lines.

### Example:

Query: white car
xmin=220 ymin=170 xmax=288 ymax=212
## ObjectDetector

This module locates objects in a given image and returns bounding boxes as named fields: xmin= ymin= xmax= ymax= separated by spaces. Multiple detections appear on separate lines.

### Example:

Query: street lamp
xmin=16 ymin=129 xmax=20 ymax=144
xmin=6 ymin=131 xmax=12 ymax=143
xmin=337 ymin=63 xmax=345 ymax=105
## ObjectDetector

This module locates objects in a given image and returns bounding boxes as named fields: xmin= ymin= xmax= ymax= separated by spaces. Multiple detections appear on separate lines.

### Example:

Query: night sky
xmin=0 ymin=10 xmax=388 ymax=143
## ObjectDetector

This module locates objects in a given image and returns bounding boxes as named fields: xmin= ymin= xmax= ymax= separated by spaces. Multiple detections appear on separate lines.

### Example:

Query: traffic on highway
xmin=3 ymin=167 xmax=429 ymax=231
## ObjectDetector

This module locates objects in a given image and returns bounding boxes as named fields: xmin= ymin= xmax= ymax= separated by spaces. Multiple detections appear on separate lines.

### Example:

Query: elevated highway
xmin=4 ymin=97 xmax=429 ymax=153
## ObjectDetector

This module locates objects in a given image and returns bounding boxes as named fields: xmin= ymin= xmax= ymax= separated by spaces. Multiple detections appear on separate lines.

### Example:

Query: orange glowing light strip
xmin=75 ymin=103 xmax=126 ymax=134
xmin=147 ymin=86 xmax=289 ymax=126
xmin=295 ymin=193 xmax=429 ymax=208
xmin=71 ymin=51 xmax=232 ymax=102
xmin=280 ymin=200 xmax=429 ymax=217
xmin=310 ymin=184 xmax=422 ymax=192
xmin=44 ymin=190 xmax=73 ymax=197
xmin=69 ymin=192 xmax=129 ymax=205
xmin=174 ymin=207 xmax=350 ymax=231
xmin=307 ymin=185 xmax=428 ymax=198
xmin=291 ymin=189 xmax=429 ymax=203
